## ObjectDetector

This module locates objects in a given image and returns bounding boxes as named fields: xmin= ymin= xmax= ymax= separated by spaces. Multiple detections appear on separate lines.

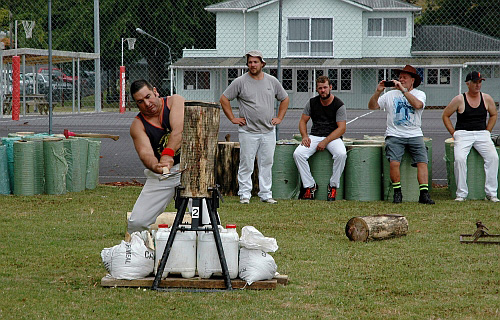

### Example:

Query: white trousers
xmin=128 ymin=165 xmax=181 ymax=233
xmin=238 ymin=128 xmax=276 ymax=200
xmin=293 ymin=135 xmax=347 ymax=188
xmin=454 ymin=130 xmax=498 ymax=198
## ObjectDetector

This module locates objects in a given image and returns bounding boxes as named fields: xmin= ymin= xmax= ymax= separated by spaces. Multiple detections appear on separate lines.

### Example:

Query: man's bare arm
xmin=484 ymin=93 xmax=498 ymax=132
xmin=130 ymin=119 xmax=163 ymax=173
xmin=442 ymin=95 xmax=461 ymax=136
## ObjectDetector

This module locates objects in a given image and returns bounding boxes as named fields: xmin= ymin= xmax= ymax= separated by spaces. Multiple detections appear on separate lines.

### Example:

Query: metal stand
xmin=151 ymin=186 xmax=232 ymax=291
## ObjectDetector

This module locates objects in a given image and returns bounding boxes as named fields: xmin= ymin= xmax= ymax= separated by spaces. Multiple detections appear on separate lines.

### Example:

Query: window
xmin=297 ymin=70 xmax=309 ymax=92
xmin=426 ymin=68 xmax=451 ymax=86
xmin=368 ymin=18 xmax=406 ymax=37
xmin=327 ymin=68 xmax=352 ymax=92
xmin=269 ymin=68 xmax=293 ymax=91
xmin=288 ymin=18 xmax=333 ymax=56
xmin=184 ymin=71 xmax=210 ymax=90
xmin=377 ymin=69 xmax=398 ymax=83
xmin=227 ymin=68 xmax=239 ymax=86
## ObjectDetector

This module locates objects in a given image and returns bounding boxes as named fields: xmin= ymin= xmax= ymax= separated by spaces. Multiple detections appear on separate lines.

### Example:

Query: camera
xmin=383 ymin=80 xmax=395 ymax=87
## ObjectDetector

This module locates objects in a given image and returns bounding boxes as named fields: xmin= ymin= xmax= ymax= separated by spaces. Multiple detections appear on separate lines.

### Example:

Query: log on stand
xmin=345 ymin=214 xmax=408 ymax=242
xmin=180 ymin=101 xmax=220 ymax=198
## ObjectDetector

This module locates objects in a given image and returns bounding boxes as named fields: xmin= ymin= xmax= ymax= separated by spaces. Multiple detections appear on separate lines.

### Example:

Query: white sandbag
xmin=239 ymin=226 xmax=278 ymax=252
xmin=238 ymin=247 xmax=277 ymax=285
xmin=101 ymin=231 xmax=155 ymax=280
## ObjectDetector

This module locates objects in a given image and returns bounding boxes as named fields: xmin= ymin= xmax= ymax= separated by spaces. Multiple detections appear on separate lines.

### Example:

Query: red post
xmin=119 ymin=66 xmax=126 ymax=114
xmin=12 ymin=56 xmax=20 ymax=121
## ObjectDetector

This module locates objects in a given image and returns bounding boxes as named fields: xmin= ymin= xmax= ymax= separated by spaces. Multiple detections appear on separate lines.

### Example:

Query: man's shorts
xmin=385 ymin=136 xmax=428 ymax=167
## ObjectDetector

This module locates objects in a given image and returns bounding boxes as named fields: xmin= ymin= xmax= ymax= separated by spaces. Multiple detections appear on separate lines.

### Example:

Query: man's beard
xmin=320 ymin=93 xmax=331 ymax=100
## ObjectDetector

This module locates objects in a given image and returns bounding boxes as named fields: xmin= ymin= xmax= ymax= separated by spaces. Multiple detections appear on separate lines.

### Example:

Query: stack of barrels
xmin=0 ymin=131 xmax=101 ymax=196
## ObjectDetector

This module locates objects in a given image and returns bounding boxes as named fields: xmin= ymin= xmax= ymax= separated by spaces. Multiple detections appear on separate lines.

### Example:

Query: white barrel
xmin=197 ymin=224 xmax=239 ymax=279
xmin=154 ymin=224 xmax=197 ymax=278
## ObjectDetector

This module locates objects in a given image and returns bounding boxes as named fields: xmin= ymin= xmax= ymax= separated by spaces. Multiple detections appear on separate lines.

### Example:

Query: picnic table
xmin=2 ymin=94 xmax=51 ymax=115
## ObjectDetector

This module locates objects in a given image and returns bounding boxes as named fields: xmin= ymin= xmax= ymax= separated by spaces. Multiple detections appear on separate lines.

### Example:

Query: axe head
xmin=63 ymin=129 xmax=75 ymax=139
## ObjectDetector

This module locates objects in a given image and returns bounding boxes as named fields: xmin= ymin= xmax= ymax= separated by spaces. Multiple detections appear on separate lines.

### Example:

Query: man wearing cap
xmin=220 ymin=50 xmax=289 ymax=204
xmin=368 ymin=65 xmax=435 ymax=204
xmin=442 ymin=71 xmax=499 ymax=202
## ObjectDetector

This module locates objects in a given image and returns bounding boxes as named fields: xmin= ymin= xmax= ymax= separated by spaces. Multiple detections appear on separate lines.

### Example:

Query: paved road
xmin=0 ymin=108 xmax=480 ymax=184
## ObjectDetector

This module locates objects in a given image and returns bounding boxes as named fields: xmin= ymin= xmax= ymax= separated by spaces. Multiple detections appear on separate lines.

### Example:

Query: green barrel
xmin=1 ymin=137 xmax=21 ymax=191
xmin=71 ymin=137 xmax=89 ymax=188
xmin=86 ymin=139 xmax=102 ymax=190
xmin=64 ymin=138 xmax=85 ymax=192
xmin=353 ymin=139 xmax=384 ymax=145
xmin=13 ymin=140 xmax=36 ymax=196
xmin=444 ymin=138 xmax=486 ymax=200
xmin=425 ymin=138 xmax=433 ymax=191
xmin=271 ymin=140 xmax=300 ymax=199
xmin=23 ymin=135 xmax=45 ymax=194
xmin=43 ymin=138 xmax=67 ymax=195
xmin=345 ymin=144 xmax=383 ymax=201
xmin=0 ymin=145 xmax=11 ymax=194
xmin=309 ymin=150 xmax=345 ymax=200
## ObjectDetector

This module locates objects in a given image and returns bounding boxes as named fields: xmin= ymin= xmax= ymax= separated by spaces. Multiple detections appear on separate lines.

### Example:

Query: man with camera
xmin=368 ymin=65 xmax=434 ymax=204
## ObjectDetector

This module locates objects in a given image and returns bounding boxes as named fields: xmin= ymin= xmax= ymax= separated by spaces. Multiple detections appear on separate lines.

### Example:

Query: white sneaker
xmin=485 ymin=195 xmax=500 ymax=202
xmin=239 ymin=198 xmax=250 ymax=204
xmin=455 ymin=197 xmax=466 ymax=202
xmin=261 ymin=198 xmax=278 ymax=204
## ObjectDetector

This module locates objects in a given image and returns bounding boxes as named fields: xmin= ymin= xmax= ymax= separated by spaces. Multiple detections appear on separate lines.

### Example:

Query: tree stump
xmin=215 ymin=141 xmax=240 ymax=196
xmin=180 ymin=101 xmax=220 ymax=198
xmin=345 ymin=214 xmax=408 ymax=242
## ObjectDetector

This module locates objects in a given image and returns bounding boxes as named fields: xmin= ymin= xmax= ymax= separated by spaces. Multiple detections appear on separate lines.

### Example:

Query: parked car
xmin=38 ymin=67 xmax=78 ymax=83
xmin=26 ymin=72 xmax=73 ymax=101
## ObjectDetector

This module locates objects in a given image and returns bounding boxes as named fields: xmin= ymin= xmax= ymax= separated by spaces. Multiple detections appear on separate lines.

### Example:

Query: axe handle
xmin=73 ymin=133 xmax=120 ymax=141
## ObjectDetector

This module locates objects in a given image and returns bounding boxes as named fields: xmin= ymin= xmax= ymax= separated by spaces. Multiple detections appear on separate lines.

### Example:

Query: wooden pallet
xmin=459 ymin=234 xmax=500 ymax=245
xmin=101 ymin=274 xmax=288 ymax=290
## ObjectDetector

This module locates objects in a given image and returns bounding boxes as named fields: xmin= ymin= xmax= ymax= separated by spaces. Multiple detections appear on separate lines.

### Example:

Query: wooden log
xmin=215 ymin=142 xmax=240 ymax=196
xmin=180 ymin=101 xmax=220 ymax=198
xmin=345 ymin=214 xmax=408 ymax=242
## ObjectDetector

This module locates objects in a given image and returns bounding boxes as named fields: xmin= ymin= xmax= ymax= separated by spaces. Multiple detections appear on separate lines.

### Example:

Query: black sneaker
xmin=419 ymin=192 xmax=435 ymax=204
xmin=327 ymin=184 xmax=337 ymax=201
xmin=393 ymin=191 xmax=403 ymax=203
xmin=299 ymin=184 xmax=317 ymax=200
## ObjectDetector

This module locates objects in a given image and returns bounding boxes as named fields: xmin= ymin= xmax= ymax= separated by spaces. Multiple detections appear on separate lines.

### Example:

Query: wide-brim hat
xmin=394 ymin=65 xmax=421 ymax=88
xmin=245 ymin=50 xmax=266 ymax=64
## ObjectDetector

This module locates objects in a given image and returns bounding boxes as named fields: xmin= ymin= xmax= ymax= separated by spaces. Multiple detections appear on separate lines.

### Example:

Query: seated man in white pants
xmin=127 ymin=79 xmax=185 ymax=233
xmin=442 ymin=71 xmax=499 ymax=202
xmin=293 ymin=76 xmax=347 ymax=201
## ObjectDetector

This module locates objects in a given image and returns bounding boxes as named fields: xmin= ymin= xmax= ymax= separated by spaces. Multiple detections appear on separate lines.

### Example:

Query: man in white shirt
xmin=368 ymin=65 xmax=434 ymax=204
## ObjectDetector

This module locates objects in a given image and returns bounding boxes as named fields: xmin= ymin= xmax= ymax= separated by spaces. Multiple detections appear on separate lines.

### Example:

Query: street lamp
xmin=135 ymin=28 xmax=174 ymax=94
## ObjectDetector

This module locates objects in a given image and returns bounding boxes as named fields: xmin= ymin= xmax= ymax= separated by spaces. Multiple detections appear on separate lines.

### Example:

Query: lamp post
xmin=135 ymin=28 xmax=173 ymax=94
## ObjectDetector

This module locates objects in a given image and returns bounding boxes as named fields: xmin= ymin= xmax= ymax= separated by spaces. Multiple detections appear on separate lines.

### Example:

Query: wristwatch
xmin=402 ymin=88 xmax=408 ymax=93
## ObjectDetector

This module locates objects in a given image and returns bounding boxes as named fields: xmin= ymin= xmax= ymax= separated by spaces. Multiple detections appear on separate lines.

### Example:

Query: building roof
xmin=412 ymin=25 xmax=500 ymax=56
xmin=0 ymin=48 xmax=99 ymax=65
xmin=206 ymin=0 xmax=421 ymax=12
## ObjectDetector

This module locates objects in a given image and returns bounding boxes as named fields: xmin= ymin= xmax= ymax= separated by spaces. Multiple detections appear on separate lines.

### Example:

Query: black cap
xmin=465 ymin=71 xmax=485 ymax=82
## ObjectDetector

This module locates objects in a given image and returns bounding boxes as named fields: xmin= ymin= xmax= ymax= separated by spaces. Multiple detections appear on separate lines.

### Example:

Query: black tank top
xmin=455 ymin=93 xmax=487 ymax=131
xmin=136 ymin=97 xmax=181 ymax=164
xmin=310 ymin=95 xmax=344 ymax=137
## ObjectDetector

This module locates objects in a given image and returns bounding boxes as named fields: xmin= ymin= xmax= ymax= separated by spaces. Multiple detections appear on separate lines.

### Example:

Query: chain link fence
xmin=1 ymin=0 xmax=499 ymax=184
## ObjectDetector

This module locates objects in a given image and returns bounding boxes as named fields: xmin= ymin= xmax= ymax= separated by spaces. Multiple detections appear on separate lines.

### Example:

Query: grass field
xmin=0 ymin=186 xmax=498 ymax=319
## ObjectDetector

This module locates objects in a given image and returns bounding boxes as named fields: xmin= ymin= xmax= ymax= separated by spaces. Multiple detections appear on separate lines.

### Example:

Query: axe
xmin=64 ymin=129 xmax=120 ymax=141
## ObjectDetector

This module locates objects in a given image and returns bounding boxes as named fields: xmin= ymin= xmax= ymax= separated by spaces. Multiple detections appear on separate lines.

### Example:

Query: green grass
xmin=0 ymin=186 xmax=498 ymax=319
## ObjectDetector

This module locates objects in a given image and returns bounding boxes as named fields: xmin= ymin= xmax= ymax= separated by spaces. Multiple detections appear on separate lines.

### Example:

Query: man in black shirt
xmin=442 ymin=71 xmax=499 ymax=202
xmin=293 ymin=76 xmax=347 ymax=201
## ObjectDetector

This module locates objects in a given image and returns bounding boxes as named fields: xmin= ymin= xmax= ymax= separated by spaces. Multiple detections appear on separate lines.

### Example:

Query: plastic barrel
xmin=43 ymin=138 xmax=67 ymax=194
xmin=444 ymin=138 xmax=486 ymax=200
xmin=23 ymin=135 xmax=45 ymax=194
xmin=0 ymin=145 xmax=11 ymax=194
xmin=1 ymin=137 xmax=21 ymax=191
xmin=86 ymin=139 xmax=101 ymax=189
xmin=13 ymin=140 xmax=36 ymax=196
xmin=64 ymin=138 xmax=85 ymax=192
xmin=345 ymin=144 xmax=382 ymax=201
xmin=271 ymin=140 xmax=300 ymax=199
xmin=309 ymin=150 xmax=344 ymax=200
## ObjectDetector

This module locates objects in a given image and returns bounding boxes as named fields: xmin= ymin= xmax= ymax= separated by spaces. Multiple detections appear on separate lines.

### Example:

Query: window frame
xmin=425 ymin=68 xmax=452 ymax=87
xmin=325 ymin=68 xmax=352 ymax=93
xmin=287 ymin=17 xmax=334 ymax=58
xmin=184 ymin=70 xmax=211 ymax=90
xmin=269 ymin=68 xmax=293 ymax=92
xmin=367 ymin=17 xmax=407 ymax=38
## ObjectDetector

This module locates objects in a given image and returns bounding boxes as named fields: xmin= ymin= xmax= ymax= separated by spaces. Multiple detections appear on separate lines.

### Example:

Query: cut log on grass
xmin=345 ymin=214 xmax=408 ymax=242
